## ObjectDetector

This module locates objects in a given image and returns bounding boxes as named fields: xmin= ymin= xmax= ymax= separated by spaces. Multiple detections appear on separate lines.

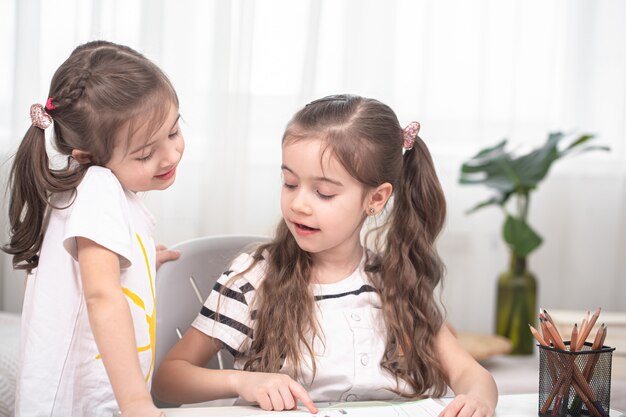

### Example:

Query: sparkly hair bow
xmin=402 ymin=121 xmax=420 ymax=151
xmin=29 ymin=98 xmax=56 ymax=130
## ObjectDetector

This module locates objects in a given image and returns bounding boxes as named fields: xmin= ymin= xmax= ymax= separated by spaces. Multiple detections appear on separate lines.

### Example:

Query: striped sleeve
xmin=191 ymin=253 xmax=260 ymax=357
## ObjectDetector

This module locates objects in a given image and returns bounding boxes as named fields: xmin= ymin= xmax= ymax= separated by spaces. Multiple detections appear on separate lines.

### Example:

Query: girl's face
xmin=106 ymin=101 xmax=184 ymax=193
xmin=281 ymin=137 xmax=369 ymax=261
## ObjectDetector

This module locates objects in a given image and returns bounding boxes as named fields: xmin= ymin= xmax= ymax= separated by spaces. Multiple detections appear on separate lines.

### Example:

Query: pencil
xmin=577 ymin=307 xmax=601 ymax=351
xmin=591 ymin=323 xmax=606 ymax=350
xmin=599 ymin=324 xmax=607 ymax=347
xmin=545 ymin=321 xmax=567 ymax=350
xmin=543 ymin=309 xmax=563 ymax=340
xmin=539 ymin=316 xmax=552 ymax=346
xmin=529 ymin=323 xmax=547 ymax=346
xmin=539 ymin=320 xmax=571 ymax=413
xmin=583 ymin=324 xmax=607 ymax=380
xmin=572 ymin=325 xmax=610 ymax=417
xmin=580 ymin=310 xmax=589 ymax=341
xmin=543 ymin=309 xmax=569 ymax=351
xmin=570 ymin=323 xmax=578 ymax=352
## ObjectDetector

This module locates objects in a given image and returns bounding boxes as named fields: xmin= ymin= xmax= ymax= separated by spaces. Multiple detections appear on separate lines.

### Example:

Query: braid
xmin=53 ymin=70 xmax=91 ymax=110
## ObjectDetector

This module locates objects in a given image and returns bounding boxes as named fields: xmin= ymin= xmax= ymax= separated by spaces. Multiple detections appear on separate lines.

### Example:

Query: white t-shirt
xmin=16 ymin=166 xmax=157 ymax=417
xmin=192 ymin=253 xmax=411 ymax=403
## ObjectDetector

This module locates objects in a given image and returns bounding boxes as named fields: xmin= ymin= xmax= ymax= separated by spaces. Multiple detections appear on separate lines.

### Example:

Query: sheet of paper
xmin=245 ymin=398 xmax=444 ymax=417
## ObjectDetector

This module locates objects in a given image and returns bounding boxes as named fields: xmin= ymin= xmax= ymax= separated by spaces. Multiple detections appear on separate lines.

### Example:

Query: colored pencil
xmin=570 ymin=323 xmax=578 ymax=352
xmin=576 ymin=307 xmax=601 ymax=351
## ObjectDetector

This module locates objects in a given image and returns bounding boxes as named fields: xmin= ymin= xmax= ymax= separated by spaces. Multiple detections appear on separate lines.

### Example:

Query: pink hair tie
xmin=402 ymin=121 xmax=420 ymax=151
xmin=30 ymin=104 xmax=53 ymax=130
xmin=45 ymin=97 xmax=57 ymax=110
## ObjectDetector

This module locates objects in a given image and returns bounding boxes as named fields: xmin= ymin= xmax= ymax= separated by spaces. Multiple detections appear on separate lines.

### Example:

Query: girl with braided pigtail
xmin=3 ymin=41 xmax=184 ymax=417
xmin=153 ymin=94 xmax=497 ymax=416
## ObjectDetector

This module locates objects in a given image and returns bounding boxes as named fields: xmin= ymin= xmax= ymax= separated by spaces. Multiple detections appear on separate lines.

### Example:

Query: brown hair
xmin=2 ymin=40 xmax=178 ymax=271
xmin=241 ymin=94 xmax=448 ymax=396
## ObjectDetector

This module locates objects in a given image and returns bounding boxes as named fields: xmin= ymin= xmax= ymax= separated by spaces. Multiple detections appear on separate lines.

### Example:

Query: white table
xmin=161 ymin=394 xmax=625 ymax=416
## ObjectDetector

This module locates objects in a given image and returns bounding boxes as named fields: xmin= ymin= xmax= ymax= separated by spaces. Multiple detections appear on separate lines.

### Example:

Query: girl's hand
xmin=439 ymin=394 xmax=494 ymax=417
xmin=155 ymin=243 xmax=180 ymax=270
xmin=233 ymin=372 xmax=317 ymax=413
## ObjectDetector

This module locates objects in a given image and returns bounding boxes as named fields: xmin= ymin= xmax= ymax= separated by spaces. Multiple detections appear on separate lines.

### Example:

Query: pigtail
xmin=396 ymin=138 xmax=447 ymax=244
xmin=4 ymin=126 xmax=52 ymax=271
xmin=377 ymin=135 xmax=448 ymax=397
xmin=3 ymin=123 xmax=84 ymax=272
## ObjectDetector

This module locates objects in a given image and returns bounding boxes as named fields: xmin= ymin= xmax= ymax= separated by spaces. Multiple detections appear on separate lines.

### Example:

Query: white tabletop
xmin=160 ymin=393 xmax=625 ymax=416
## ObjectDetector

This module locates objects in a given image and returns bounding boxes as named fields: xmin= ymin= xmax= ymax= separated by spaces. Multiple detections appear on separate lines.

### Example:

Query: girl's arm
xmin=77 ymin=237 xmax=162 ymax=417
xmin=435 ymin=324 xmax=498 ymax=417
xmin=152 ymin=326 xmax=317 ymax=413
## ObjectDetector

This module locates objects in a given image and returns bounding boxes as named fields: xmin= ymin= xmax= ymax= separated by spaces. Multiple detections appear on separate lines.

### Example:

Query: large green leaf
xmin=459 ymin=140 xmax=519 ymax=194
xmin=503 ymin=215 xmax=543 ymax=258
xmin=504 ymin=132 xmax=562 ymax=189
xmin=459 ymin=132 xmax=607 ymax=204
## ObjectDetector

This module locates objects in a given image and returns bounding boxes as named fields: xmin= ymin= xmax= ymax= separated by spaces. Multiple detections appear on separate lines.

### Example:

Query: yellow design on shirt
xmin=94 ymin=234 xmax=156 ymax=383
xmin=127 ymin=233 xmax=157 ymax=382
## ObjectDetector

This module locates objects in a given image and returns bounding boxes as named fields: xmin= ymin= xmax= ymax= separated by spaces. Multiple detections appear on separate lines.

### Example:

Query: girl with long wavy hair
xmin=153 ymin=94 xmax=497 ymax=416
xmin=3 ymin=41 xmax=183 ymax=417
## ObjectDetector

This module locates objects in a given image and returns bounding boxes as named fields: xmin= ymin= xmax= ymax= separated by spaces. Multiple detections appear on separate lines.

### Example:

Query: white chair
xmin=153 ymin=235 xmax=268 ymax=406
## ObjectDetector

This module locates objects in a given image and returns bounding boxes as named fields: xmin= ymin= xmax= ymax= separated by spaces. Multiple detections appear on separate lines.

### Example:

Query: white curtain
xmin=1 ymin=0 xmax=625 ymax=332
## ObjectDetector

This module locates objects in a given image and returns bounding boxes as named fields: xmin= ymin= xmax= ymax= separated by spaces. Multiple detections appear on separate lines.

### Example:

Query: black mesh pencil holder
xmin=538 ymin=342 xmax=615 ymax=417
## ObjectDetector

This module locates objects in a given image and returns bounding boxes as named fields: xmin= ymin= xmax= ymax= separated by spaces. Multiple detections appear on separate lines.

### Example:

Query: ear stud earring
xmin=369 ymin=208 xmax=375 ymax=215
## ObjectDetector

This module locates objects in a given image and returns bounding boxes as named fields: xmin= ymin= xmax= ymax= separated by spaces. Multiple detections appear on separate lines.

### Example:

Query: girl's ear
xmin=365 ymin=182 xmax=393 ymax=216
xmin=71 ymin=149 xmax=92 ymax=165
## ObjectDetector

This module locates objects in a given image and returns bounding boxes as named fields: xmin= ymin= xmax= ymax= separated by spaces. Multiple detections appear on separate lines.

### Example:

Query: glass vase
xmin=495 ymin=254 xmax=537 ymax=355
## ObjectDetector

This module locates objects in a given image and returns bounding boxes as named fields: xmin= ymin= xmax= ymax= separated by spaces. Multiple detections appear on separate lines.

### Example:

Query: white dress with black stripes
xmin=191 ymin=253 xmax=412 ymax=403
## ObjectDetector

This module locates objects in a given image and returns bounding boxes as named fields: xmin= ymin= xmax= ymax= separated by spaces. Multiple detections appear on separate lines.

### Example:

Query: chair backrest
xmin=154 ymin=234 xmax=268 ymax=375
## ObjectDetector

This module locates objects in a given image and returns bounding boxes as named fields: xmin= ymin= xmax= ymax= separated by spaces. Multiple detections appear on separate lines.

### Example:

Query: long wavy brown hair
xmin=2 ymin=41 xmax=178 ymax=272
xmin=239 ymin=94 xmax=448 ymax=397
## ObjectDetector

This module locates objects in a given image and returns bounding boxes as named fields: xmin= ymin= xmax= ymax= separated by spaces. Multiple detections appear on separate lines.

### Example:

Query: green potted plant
xmin=458 ymin=132 xmax=608 ymax=354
